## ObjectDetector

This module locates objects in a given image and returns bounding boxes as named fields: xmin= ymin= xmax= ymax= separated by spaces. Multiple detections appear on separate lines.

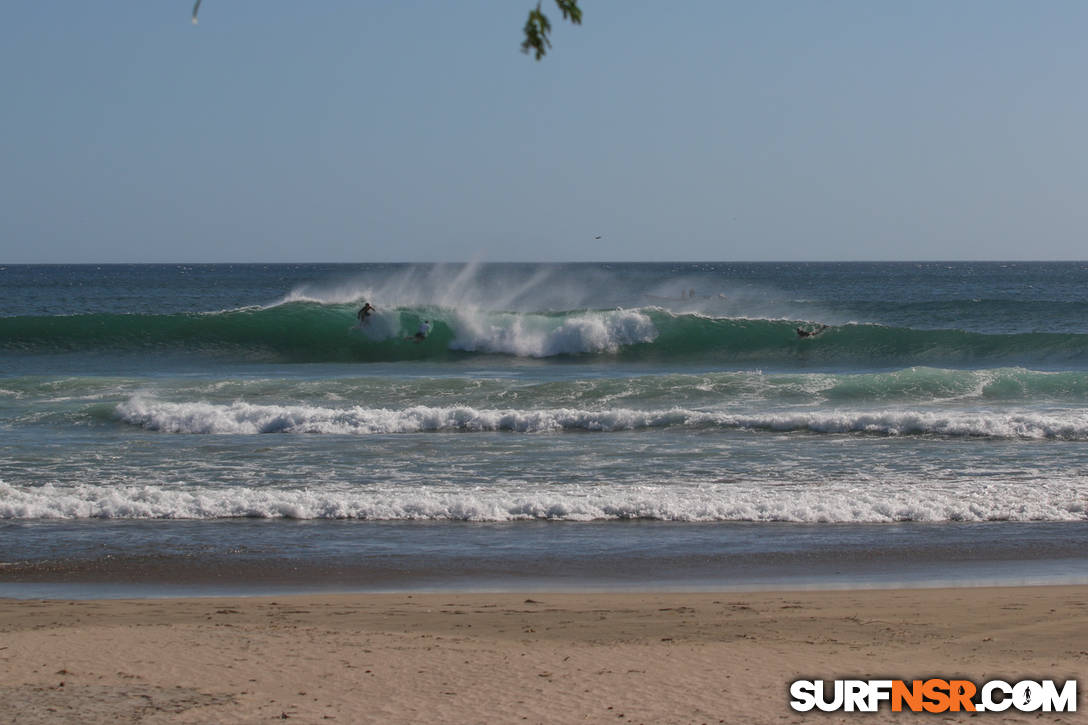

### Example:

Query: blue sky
xmin=2 ymin=1 xmax=1086 ymax=262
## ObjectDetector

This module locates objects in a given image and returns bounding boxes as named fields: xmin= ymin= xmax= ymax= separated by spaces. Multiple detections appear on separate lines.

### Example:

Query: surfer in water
xmin=410 ymin=320 xmax=432 ymax=342
xmin=357 ymin=302 xmax=374 ymax=325
xmin=796 ymin=324 xmax=829 ymax=338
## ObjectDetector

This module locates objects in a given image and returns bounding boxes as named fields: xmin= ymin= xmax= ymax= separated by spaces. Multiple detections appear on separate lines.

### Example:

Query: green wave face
xmin=4 ymin=302 xmax=1088 ymax=366
xmin=0 ymin=304 xmax=456 ymax=362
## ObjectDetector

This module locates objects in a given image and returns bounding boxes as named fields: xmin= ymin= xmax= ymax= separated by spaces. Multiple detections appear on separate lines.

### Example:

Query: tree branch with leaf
xmin=191 ymin=0 xmax=583 ymax=60
xmin=521 ymin=1 xmax=583 ymax=60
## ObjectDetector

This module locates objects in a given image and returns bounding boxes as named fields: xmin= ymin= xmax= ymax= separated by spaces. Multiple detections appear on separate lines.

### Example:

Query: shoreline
xmin=1 ymin=584 xmax=1085 ymax=724
xmin=5 ymin=519 xmax=1088 ymax=601
xmin=4 ymin=572 xmax=1088 ymax=602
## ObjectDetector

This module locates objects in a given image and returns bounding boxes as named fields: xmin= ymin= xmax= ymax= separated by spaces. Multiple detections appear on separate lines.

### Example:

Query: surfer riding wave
xmin=796 ymin=324 xmax=829 ymax=338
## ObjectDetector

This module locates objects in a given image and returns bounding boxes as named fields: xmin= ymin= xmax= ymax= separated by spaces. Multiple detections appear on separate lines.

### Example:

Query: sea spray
xmin=446 ymin=308 xmax=657 ymax=356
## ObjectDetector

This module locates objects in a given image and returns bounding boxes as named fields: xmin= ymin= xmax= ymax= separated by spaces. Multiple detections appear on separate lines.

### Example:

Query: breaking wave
xmin=115 ymin=396 xmax=1088 ymax=439
xmin=5 ymin=302 xmax=1088 ymax=366
xmin=1 ymin=479 xmax=1083 ymax=522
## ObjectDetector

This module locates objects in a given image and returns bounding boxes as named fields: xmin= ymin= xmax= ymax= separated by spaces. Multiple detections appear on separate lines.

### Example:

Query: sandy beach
xmin=0 ymin=585 xmax=1084 ymax=724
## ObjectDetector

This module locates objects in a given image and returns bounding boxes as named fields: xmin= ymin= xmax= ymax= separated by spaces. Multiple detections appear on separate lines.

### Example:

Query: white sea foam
xmin=447 ymin=308 xmax=657 ymax=357
xmin=115 ymin=396 xmax=1088 ymax=439
xmin=1 ymin=479 xmax=1082 ymax=522
xmin=115 ymin=397 xmax=689 ymax=434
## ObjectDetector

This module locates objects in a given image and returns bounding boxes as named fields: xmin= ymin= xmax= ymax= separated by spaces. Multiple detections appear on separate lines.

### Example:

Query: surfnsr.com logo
xmin=790 ymin=679 xmax=1077 ymax=713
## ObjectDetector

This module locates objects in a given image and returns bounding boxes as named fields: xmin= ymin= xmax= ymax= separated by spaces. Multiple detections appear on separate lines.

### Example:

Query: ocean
xmin=2 ymin=262 xmax=1087 ymax=598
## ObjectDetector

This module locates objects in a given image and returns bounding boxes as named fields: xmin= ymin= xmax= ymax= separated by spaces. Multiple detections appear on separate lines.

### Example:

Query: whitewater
xmin=2 ymin=262 xmax=1087 ymax=595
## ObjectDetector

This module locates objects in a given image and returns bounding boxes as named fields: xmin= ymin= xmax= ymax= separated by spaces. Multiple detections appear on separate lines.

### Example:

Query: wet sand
xmin=0 ymin=586 xmax=1085 ymax=724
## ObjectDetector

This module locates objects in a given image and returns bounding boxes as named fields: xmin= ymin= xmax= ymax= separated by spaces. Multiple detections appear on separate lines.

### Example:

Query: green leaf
xmin=521 ymin=0 xmax=582 ymax=61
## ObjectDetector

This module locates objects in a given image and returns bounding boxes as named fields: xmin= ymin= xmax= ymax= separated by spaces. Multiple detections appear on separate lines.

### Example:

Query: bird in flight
xmin=191 ymin=0 xmax=202 ymax=24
